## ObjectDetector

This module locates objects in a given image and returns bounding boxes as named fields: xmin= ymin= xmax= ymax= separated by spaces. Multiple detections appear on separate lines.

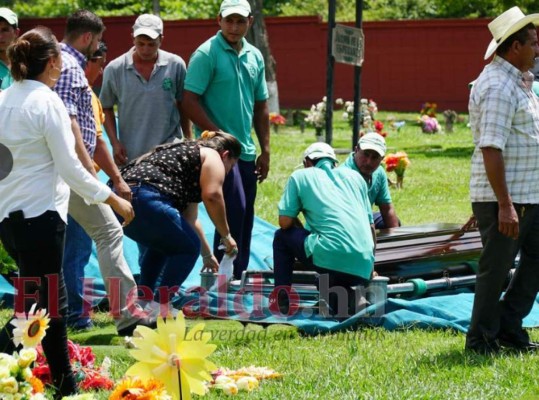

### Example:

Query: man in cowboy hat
xmin=270 ymin=143 xmax=375 ymax=318
xmin=467 ymin=6 xmax=539 ymax=354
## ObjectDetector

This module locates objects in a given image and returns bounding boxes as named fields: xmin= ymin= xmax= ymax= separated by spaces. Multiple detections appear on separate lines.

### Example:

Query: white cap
xmin=484 ymin=6 xmax=539 ymax=60
xmin=133 ymin=14 xmax=163 ymax=40
xmin=303 ymin=142 xmax=338 ymax=162
xmin=358 ymin=132 xmax=386 ymax=157
xmin=220 ymin=0 xmax=251 ymax=18
xmin=0 ymin=8 xmax=17 ymax=27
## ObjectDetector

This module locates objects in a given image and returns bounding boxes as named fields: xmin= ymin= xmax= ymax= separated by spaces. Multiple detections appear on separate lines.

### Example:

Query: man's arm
xmin=378 ymin=203 xmax=399 ymax=228
xmin=279 ymin=216 xmax=303 ymax=230
xmin=102 ymin=108 xmax=128 ymax=166
xmin=93 ymin=136 xmax=132 ymax=200
xmin=181 ymin=90 xmax=220 ymax=132
xmin=253 ymin=100 xmax=270 ymax=182
xmin=177 ymin=100 xmax=192 ymax=139
xmin=481 ymin=146 xmax=518 ymax=239
xmin=70 ymin=116 xmax=97 ymax=177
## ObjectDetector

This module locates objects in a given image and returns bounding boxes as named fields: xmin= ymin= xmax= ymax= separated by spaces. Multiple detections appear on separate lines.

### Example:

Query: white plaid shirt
xmin=54 ymin=43 xmax=96 ymax=156
xmin=469 ymin=56 xmax=539 ymax=204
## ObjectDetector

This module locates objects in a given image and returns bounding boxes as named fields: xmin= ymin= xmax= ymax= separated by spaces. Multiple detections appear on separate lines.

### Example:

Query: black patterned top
xmin=121 ymin=141 xmax=202 ymax=212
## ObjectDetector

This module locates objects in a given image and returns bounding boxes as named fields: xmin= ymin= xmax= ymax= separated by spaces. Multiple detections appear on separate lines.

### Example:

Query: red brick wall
xmin=19 ymin=16 xmax=492 ymax=112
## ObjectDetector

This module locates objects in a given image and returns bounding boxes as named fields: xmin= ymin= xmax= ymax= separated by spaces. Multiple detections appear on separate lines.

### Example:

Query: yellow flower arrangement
xmin=125 ymin=312 xmax=216 ymax=400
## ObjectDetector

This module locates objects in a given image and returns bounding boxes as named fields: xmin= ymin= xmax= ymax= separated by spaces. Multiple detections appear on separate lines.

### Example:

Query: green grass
xmin=4 ymin=113 xmax=539 ymax=399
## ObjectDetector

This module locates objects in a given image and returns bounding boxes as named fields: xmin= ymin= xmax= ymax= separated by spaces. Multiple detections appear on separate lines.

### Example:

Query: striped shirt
xmin=469 ymin=56 xmax=539 ymax=204
xmin=54 ymin=43 xmax=96 ymax=156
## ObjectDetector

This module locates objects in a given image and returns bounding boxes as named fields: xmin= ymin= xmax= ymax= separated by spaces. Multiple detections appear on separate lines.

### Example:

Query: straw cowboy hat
xmin=484 ymin=6 xmax=539 ymax=60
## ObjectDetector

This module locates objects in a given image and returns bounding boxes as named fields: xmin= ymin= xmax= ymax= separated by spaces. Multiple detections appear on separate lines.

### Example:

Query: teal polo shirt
xmin=278 ymin=164 xmax=374 ymax=279
xmin=342 ymin=153 xmax=392 ymax=206
xmin=0 ymin=60 xmax=13 ymax=90
xmin=184 ymin=31 xmax=268 ymax=161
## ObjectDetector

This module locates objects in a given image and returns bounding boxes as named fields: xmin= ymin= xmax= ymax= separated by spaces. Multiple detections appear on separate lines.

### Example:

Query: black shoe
xmin=497 ymin=332 xmax=539 ymax=352
xmin=117 ymin=317 xmax=157 ymax=336
xmin=465 ymin=337 xmax=500 ymax=355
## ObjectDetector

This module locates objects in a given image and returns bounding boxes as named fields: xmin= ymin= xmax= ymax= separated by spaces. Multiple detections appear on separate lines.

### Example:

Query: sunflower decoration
xmin=109 ymin=377 xmax=169 ymax=400
xmin=126 ymin=311 xmax=216 ymax=400
xmin=10 ymin=303 xmax=50 ymax=348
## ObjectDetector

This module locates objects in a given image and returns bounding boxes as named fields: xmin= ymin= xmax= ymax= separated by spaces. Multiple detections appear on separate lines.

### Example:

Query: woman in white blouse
xmin=0 ymin=26 xmax=134 ymax=398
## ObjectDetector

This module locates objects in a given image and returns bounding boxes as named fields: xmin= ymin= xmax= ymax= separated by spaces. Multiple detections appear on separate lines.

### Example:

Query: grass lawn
xmin=3 ymin=112 xmax=539 ymax=399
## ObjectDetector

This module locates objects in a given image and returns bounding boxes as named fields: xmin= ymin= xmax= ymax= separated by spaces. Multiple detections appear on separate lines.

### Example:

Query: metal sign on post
xmin=332 ymin=24 xmax=364 ymax=67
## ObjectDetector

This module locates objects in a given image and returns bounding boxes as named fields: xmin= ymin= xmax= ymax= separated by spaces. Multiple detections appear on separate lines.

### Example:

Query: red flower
xmin=32 ymin=364 xmax=52 ymax=384
xmin=79 ymin=368 xmax=114 ymax=391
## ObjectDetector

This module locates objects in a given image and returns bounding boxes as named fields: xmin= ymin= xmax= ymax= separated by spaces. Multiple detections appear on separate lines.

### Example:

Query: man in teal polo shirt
xmin=182 ymin=0 xmax=270 ymax=279
xmin=271 ymin=143 xmax=375 ymax=318
xmin=341 ymin=132 xmax=400 ymax=229
xmin=0 ymin=8 xmax=19 ymax=90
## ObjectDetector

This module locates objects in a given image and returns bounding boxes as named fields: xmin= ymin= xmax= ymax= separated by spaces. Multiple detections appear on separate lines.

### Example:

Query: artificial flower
xmin=220 ymin=382 xmax=238 ymax=395
xmin=236 ymin=376 xmax=259 ymax=391
xmin=269 ymin=112 xmax=286 ymax=125
xmin=384 ymin=152 xmax=411 ymax=177
xmin=28 ymin=375 xmax=44 ymax=393
xmin=18 ymin=348 xmax=37 ymax=368
xmin=126 ymin=311 xmax=217 ymax=400
xmin=11 ymin=304 xmax=50 ymax=349
xmin=61 ymin=394 xmax=98 ymax=400
xmin=109 ymin=376 xmax=171 ymax=400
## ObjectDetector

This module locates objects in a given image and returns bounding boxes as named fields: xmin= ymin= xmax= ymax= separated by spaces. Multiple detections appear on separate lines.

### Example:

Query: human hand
xmin=220 ymin=234 xmax=238 ymax=256
xmin=201 ymin=254 xmax=219 ymax=273
xmin=255 ymin=152 xmax=270 ymax=183
xmin=461 ymin=214 xmax=477 ymax=232
xmin=108 ymin=194 xmax=135 ymax=226
xmin=498 ymin=203 xmax=518 ymax=240
xmin=113 ymin=142 xmax=128 ymax=166
xmin=113 ymin=178 xmax=132 ymax=202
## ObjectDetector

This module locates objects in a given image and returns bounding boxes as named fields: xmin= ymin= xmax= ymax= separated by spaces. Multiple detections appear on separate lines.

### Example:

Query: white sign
xmin=332 ymin=24 xmax=364 ymax=66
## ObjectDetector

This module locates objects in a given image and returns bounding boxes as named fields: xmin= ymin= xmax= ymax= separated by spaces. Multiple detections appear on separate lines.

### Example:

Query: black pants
xmin=0 ymin=210 xmax=77 ymax=398
xmin=467 ymin=202 xmax=539 ymax=345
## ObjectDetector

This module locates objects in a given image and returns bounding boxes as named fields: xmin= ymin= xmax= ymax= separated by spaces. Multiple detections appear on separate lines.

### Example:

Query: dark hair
xmin=91 ymin=41 xmax=107 ymax=59
xmin=0 ymin=17 xmax=17 ymax=29
xmin=64 ymin=9 xmax=105 ymax=40
xmin=198 ymin=130 xmax=241 ymax=159
xmin=8 ymin=26 xmax=59 ymax=81
xmin=496 ymin=23 xmax=536 ymax=56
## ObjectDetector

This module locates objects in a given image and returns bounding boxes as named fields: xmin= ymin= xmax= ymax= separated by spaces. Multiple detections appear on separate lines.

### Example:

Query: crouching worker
xmin=113 ymin=131 xmax=239 ymax=305
xmin=271 ymin=143 xmax=375 ymax=318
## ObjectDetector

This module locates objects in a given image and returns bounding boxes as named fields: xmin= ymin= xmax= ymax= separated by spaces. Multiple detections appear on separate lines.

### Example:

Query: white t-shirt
xmin=0 ymin=80 xmax=111 ymax=223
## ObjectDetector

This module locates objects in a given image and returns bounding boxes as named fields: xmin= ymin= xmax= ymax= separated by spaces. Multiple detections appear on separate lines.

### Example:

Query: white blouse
xmin=0 ymin=80 xmax=110 ymax=223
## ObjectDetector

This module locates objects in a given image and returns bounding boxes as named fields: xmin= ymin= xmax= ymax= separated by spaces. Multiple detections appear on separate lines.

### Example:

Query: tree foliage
xmin=4 ymin=0 xmax=539 ymax=20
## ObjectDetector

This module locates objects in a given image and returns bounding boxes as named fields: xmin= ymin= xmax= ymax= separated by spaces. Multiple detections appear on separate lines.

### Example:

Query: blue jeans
xmin=63 ymin=216 xmax=92 ymax=328
xmin=121 ymin=184 xmax=200 ymax=301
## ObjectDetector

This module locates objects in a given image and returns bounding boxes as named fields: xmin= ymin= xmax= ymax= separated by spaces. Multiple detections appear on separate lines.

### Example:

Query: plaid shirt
xmin=54 ymin=43 xmax=96 ymax=156
xmin=469 ymin=56 xmax=539 ymax=204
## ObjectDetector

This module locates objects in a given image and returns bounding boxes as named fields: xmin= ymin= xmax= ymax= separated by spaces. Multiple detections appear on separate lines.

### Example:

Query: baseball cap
xmin=358 ymin=132 xmax=386 ymax=157
xmin=303 ymin=142 xmax=338 ymax=162
xmin=220 ymin=0 xmax=251 ymax=18
xmin=0 ymin=8 xmax=17 ymax=27
xmin=133 ymin=14 xmax=163 ymax=40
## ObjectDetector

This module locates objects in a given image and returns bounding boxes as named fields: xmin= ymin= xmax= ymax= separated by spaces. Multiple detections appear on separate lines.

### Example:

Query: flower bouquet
xmin=33 ymin=340 xmax=113 ymax=391
xmin=418 ymin=115 xmax=441 ymax=134
xmin=269 ymin=112 xmax=286 ymax=133
xmin=305 ymin=97 xmax=327 ymax=139
xmin=384 ymin=151 xmax=411 ymax=188
xmin=0 ymin=304 xmax=49 ymax=399
xmin=420 ymin=102 xmax=437 ymax=117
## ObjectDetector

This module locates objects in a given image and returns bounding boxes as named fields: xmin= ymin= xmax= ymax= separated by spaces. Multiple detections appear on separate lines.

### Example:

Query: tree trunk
xmin=247 ymin=0 xmax=280 ymax=114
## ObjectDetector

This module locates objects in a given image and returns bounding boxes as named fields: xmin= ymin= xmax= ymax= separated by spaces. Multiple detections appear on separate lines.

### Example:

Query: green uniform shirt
xmin=184 ymin=31 xmax=268 ymax=161
xmin=278 ymin=163 xmax=374 ymax=279
xmin=0 ymin=60 xmax=13 ymax=90
xmin=342 ymin=153 xmax=392 ymax=206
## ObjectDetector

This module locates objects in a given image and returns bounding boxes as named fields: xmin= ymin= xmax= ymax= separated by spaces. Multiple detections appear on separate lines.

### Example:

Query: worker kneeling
xmin=270 ymin=143 xmax=376 ymax=318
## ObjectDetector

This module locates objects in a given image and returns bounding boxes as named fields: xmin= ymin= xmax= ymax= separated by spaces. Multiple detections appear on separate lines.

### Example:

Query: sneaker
xmin=117 ymin=317 xmax=157 ymax=337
